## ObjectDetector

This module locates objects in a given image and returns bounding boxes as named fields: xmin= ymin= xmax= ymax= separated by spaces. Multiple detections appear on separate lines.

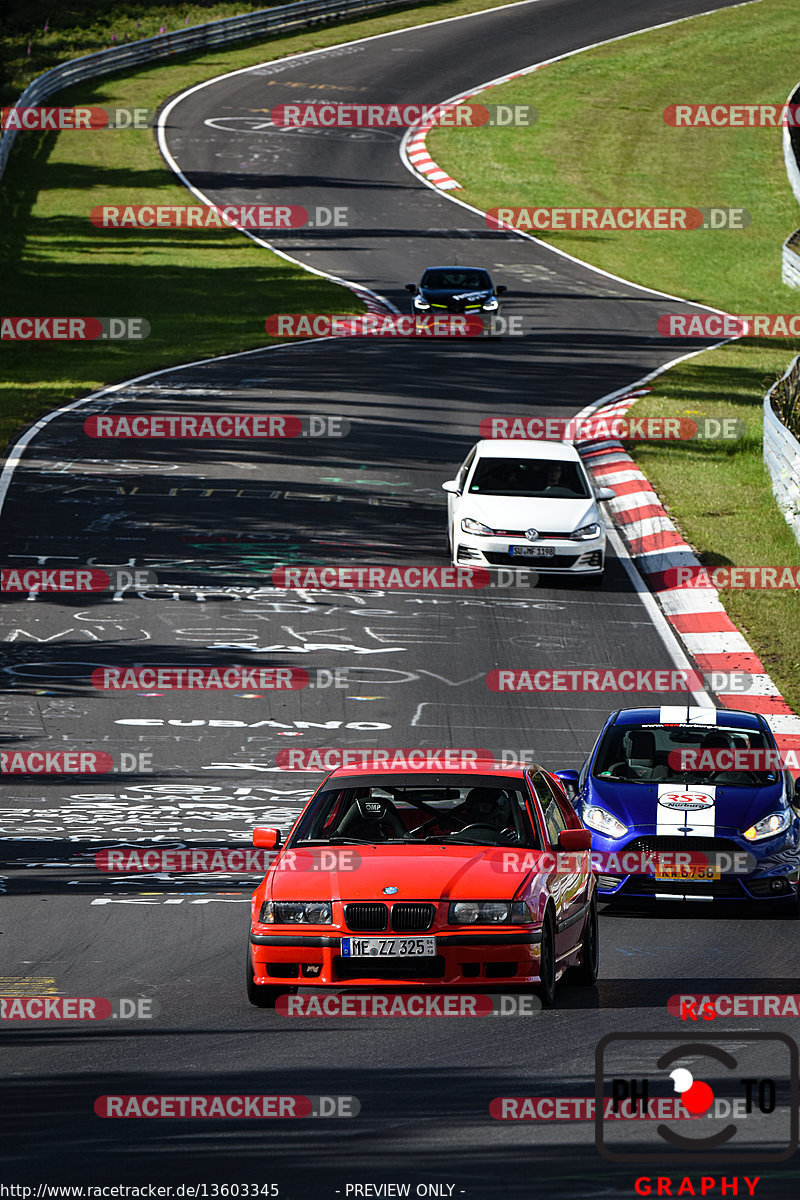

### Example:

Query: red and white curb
xmin=403 ymin=68 xmax=535 ymax=191
xmin=576 ymin=401 xmax=800 ymax=766
xmin=405 ymin=126 xmax=462 ymax=190
xmin=359 ymin=289 xmax=397 ymax=315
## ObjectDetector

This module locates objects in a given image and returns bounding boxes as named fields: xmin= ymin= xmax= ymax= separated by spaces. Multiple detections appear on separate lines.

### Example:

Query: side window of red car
xmin=545 ymin=772 xmax=583 ymax=829
xmin=543 ymin=796 xmax=566 ymax=847
xmin=532 ymin=768 xmax=568 ymax=844
xmin=529 ymin=771 xmax=566 ymax=847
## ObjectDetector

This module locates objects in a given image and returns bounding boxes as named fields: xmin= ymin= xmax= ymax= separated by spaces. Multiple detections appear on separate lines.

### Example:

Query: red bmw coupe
xmin=247 ymin=764 xmax=597 ymax=1008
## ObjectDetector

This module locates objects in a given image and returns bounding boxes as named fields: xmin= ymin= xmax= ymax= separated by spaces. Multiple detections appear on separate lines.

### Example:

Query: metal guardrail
xmin=764 ymin=355 xmax=800 ymax=549
xmin=782 ymin=232 xmax=800 ymax=290
xmin=784 ymin=82 xmax=800 ymax=206
xmin=780 ymin=81 xmax=800 ymax=289
xmin=0 ymin=0 xmax=420 ymax=185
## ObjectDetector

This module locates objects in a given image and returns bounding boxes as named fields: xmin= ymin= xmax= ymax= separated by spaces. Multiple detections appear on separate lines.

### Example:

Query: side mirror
xmin=559 ymin=828 xmax=592 ymax=851
xmin=555 ymin=769 xmax=579 ymax=799
xmin=496 ymin=285 xmax=507 ymax=295
xmin=596 ymin=487 xmax=616 ymax=501
xmin=405 ymin=283 xmax=417 ymax=293
xmin=253 ymin=827 xmax=281 ymax=849
xmin=442 ymin=480 xmax=461 ymax=495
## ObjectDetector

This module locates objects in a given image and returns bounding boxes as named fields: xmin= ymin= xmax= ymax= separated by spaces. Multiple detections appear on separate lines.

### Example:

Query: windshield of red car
xmin=289 ymin=777 xmax=541 ymax=846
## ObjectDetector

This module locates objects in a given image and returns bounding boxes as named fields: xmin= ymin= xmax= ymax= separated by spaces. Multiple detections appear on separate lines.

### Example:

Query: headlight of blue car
xmin=743 ymin=810 xmax=791 ymax=842
xmin=582 ymin=804 xmax=627 ymax=839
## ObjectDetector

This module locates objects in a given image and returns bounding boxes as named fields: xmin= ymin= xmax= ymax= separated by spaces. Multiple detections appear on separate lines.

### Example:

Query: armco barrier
xmin=783 ymin=231 xmax=800 ymax=290
xmin=785 ymin=82 xmax=800 ymax=206
xmin=764 ymin=354 xmax=800 ymax=548
xmin=0 ymin=0 xmax=420 ymax=186
xmin=781 ymin=81 xmax=800 ymax=287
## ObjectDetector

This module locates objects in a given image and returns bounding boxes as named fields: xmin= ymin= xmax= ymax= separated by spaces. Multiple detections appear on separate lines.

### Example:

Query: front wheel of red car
xmin=570 ymin=894 xmax=599 ymax=986
xmin=246 ymin=941 xmax=294 ymax=1008
xmin=536 ymin=909 xmax=557 ymax=1008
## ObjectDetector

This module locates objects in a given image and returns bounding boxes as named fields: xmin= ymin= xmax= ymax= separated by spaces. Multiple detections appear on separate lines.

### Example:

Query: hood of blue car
xmin=586 ymin=775 xmax=786 ymax=835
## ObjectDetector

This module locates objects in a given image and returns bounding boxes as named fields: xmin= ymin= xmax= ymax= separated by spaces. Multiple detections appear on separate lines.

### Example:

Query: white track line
xmin=0 ymin=337 xmax=331 ymax=516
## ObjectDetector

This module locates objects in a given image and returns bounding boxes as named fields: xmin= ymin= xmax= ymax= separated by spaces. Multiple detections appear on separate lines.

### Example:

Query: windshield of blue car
xmin=593 ymin=723 xmax=781 ymax=786
xmin=420 ymin=269 xmax=491 ymax=290
xmin=468 ymin=458 xmax=591 ymax=499
xmin=289 ymin=776 xmax=541 ymax=846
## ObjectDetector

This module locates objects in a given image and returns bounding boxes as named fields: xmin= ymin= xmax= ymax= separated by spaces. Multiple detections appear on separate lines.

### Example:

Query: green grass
xmin=429 ymin=0 xmax=800 ymax=711
xmin=0 ymin=0 xmax=522 ymax=452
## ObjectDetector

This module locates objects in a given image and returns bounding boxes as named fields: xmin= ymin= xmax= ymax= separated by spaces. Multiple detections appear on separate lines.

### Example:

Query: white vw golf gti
xmin=443 ymin=439 xmax=614 ymax=581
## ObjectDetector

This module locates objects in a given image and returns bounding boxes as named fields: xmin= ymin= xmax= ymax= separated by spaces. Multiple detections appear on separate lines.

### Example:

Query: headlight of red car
xmin=448 ymin=900 xmax=533 ymax=924
xmin=259 ymin=900 xmax=333 ymax=924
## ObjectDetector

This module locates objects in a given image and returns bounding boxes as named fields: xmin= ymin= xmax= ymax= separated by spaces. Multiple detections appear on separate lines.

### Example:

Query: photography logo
xmin=595 ymin=1032 xmax=797 ymax=1163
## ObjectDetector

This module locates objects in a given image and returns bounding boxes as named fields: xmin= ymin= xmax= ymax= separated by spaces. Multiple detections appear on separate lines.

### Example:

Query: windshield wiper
xmin=442 ymin=837 xmax=507 ymax=846
xmin=386 ymin=837 xmax=444 ymax=844
xmin=294 ymin=836 xmax=371 ymax=846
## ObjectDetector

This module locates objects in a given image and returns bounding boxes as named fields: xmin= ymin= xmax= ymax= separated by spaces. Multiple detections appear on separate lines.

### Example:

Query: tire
xmin=570 ymin=894 xmax=599 ymax=985
xmin=246 ymin=939 xmax=292 ymax=1008
xmin=536 ymin=909 xmax=557 ymax=1008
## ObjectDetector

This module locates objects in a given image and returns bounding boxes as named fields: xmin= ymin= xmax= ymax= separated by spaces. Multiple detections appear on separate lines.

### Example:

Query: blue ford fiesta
xmin=556 ymin=706 xmax=800 ymax=909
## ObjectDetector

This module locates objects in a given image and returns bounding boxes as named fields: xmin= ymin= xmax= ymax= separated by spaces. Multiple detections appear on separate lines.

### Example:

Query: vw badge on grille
xmin=525 ymin=528 xmax=539 ymax=542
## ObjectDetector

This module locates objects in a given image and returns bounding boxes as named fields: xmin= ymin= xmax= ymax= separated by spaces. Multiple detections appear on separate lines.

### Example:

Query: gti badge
xmin=525 ymin=528 xmax=539 ymax=542
xmin=383 ymin=886 xmax=398 ymax=895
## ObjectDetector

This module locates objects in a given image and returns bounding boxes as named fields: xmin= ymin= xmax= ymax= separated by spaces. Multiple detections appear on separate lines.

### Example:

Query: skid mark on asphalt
xmin=0 ymin=976 xmax=58 ymax=995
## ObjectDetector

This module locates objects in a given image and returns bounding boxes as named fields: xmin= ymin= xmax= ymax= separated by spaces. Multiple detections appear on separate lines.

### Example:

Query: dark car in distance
xmin=405 ymin=266 xmax=506 ymax=316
